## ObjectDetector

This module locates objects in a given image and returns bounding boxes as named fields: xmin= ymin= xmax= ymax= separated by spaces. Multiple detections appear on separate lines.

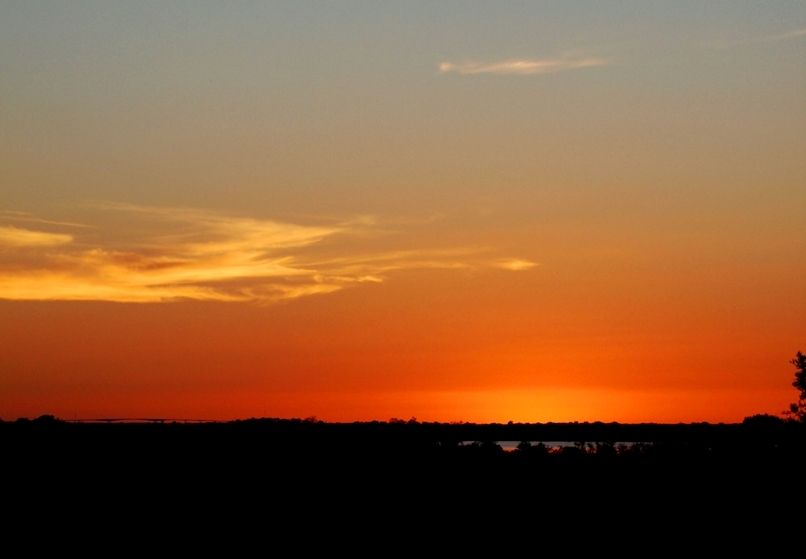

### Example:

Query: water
xmin=460 ymin=441 xmax=639 ymax=451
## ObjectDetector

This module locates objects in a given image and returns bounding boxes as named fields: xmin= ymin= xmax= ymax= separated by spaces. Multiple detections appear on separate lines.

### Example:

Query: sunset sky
xmin=2 ymin=2 xmax=804 ymax=422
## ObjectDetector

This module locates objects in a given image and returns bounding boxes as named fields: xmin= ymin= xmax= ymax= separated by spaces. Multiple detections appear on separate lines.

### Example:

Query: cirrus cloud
xmin=0 ymin=226 xmax=73 ymax=248
xmin=438 ymin=55 xmax=609 ymax=76
xmin=710 ymin=26 xmax=806 ymax=49
xmin=0 ymin=204 xmax=536 ymax=304
xmin=493 ymin=258 xmax=539 ymax=272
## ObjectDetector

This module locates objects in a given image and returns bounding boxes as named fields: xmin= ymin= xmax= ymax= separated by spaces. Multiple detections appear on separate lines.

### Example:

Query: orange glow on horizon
xmin=1 ymin=4 xmax=804 ymax=423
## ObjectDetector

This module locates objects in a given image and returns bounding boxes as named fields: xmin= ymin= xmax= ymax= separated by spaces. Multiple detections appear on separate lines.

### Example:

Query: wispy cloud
xmin=712 ymin=27 xmax=806 ymax=48
xmin=492 ymin=258 xmax=538 ymax=272
xmin=438 ymin=55 xmax=609 ymax=76
xmin=760 ymin=27 xmax=806 ymax=43
xmin=0 ymin=210 xmax=91 ymax=229
xmin=0 ymin=205 xmax=536 ymax=304
xmin=0 ymin=226 xmax=73 ymax=248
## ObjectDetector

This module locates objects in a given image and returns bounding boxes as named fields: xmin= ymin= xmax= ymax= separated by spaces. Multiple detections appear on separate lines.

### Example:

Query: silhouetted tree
xmin=742 ymin=414 xmax=785 ymax=427
xmin=787 ymin=351 xmax=806 ymax=421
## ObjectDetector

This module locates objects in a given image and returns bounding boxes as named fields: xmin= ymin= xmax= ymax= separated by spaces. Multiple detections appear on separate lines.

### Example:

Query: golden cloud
xmin=493 ymin=258 xmax=538 ymax=271
xmin=0 ymin=205 xmax=535 ymax=303
xmin=0 ymin=226 xmax=73 ymax=247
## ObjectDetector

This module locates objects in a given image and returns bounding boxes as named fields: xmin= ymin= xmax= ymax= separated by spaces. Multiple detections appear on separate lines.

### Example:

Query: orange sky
xmin=1 ymin=257 xmax=801 ymax=421
xmin=1 ymin=3 xmax=804 ymax=422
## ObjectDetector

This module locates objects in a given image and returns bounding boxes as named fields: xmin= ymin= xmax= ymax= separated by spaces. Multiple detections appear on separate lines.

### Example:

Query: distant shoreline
xmin=3 ymin=413 xmax=801 ymax=444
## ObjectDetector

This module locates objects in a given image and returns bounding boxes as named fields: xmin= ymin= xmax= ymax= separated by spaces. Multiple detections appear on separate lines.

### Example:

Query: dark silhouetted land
xmin=4 ymin=414 xmax=804 ymax=525
xmin=4 ymin=414 xmax=804 ymax=479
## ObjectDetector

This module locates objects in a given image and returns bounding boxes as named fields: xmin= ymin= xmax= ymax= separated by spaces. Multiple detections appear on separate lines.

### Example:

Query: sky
xmin=1 ymin=1 xmax=804 ymax=422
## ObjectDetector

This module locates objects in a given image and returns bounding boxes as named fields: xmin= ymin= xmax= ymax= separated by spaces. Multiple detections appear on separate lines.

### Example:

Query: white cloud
xmin=0 ymin=205 xmax=535 ymax=304
xmin=438 ymin=56 xmax=609 ymax=76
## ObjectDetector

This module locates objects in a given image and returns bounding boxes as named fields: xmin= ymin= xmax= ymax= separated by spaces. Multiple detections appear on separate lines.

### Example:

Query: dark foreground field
xmin=4 ymin=416 xmax=804 ymax=487
xmin=4 ymin=415 xmax=806 ymax=538
xmin=6 ymin=417 xmax=804 ymax=542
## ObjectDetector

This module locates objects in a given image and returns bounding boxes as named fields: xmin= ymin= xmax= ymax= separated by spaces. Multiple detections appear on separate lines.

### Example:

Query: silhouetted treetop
xmin=788 ymin=351 xmax=806 ymax=421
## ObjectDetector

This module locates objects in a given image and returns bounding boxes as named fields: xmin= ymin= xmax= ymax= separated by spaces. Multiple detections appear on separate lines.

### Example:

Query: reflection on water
xmin=461 ymin=441 xmax=639 ymax=452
